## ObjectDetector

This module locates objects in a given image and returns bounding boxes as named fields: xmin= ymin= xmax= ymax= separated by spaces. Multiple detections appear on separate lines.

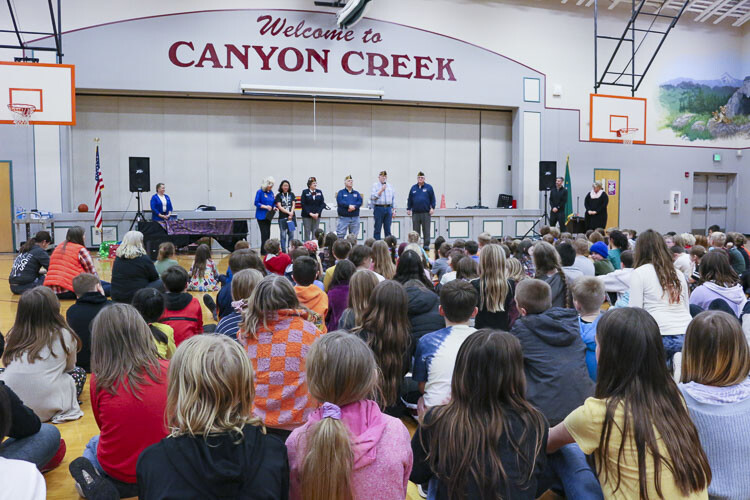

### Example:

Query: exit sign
xmin=713 ymin=154 xmax=721 ymax=162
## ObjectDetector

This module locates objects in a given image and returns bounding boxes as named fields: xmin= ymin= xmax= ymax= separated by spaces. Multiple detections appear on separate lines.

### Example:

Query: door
xmin=692 ymin=173 xmax=731 ymax=233
xmin=593 ymin=169 xmax=620 ymax=228
xmin=0 ymin=161 xmax=13 ymax=252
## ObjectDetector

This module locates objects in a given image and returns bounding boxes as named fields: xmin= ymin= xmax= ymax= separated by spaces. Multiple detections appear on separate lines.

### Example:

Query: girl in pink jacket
xmin=286 ymin=331 xmax=413 ymax=500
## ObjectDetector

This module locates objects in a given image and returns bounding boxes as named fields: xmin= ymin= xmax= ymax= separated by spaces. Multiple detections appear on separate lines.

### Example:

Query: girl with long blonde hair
xmin=136 ymin=335 xmax=289 ymax=499
xmin=472 ymin=243 xmax=516 ymax=330
xmin=371 ymin=240 xmax=396 ymax=280
xmin=286 ymin=331 xmax=413 ymax=500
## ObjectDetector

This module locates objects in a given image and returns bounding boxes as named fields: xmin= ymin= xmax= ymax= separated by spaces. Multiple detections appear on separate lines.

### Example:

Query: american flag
xmin=94 ymin=145 xmax=104 ymax=232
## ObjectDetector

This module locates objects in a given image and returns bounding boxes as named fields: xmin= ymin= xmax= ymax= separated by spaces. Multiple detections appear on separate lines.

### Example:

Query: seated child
xmin=159 ymin=266 xmax=203 ymax=346
xmin=215 ymin=269 xmax=263 ymax=340
xmin=510 ymin=278 xmax=594 ymax=426
xmin=215 ymin=249 xmax=266 ymax=319
xmin=571 ymin=276 xmax=605 ymax=381
xmin=465 ymin=240 xmax=480 ymax=263
xmin=431 ymin=242 xmax=452 ymax=281
xmin=293 ymin=256 xmax=328 ymax=333
xmin=132 ymin=288 xmax=176 ymax=359
xmin=413 ymin=279 xmax=478 ymax=412
xmin=223 ymin=240 xmax=250 ymax=283
xmin=599 ymin=249 xmax=634 ymax=307
xmin=66 ymin=273 xmax=109 ymax=372
xmin=187 ymin=244 xmax=219 ymax=292
xmin=263 ymin=238 xmax=292 ymax=276
xmin=323 ymin=239 xmax=352 ymax=291
xmin=285 ymin=247 xmax=309 ymax=283
xmin=589 ymin=241 xmax=615 ymax=276
xmin=154 ymin=241 xmax=179 ymax=276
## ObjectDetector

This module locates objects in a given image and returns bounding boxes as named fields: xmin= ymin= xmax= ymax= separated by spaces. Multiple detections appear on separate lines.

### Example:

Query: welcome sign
xmin=41 ymin=9 xmax=543 ymax=107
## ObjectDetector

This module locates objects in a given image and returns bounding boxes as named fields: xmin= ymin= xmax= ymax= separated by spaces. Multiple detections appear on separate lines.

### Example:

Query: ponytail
xmin=19 ymin=238 xmax=37 ymax=254
xmin=300 ymin=417 xmax=354 ymax=500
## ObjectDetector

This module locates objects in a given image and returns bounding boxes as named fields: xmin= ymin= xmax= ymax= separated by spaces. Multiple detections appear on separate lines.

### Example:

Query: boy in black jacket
xmin=66 ymin=273 xmax=110 ymax=372
xmin=510 ymin=278 xmax=593 ymax=426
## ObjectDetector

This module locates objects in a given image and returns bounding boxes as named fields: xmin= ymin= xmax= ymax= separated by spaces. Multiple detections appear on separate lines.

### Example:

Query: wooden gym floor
xmin=0 ymin=252 xmax=558 ymax=500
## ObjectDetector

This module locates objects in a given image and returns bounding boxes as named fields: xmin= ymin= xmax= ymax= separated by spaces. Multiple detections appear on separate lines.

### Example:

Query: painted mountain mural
xmin=659 ymin=73 xmax=750 ymax=141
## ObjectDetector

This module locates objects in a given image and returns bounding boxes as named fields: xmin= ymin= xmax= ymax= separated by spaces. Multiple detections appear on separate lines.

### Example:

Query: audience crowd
xmin=1 ymin=222 xmax=749 ymax=500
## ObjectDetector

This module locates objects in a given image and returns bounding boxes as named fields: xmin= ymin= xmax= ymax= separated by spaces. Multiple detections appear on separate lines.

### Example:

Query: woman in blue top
xmin=150 ymin=183 xmax=173 ymax=221
xmin=254 ymin=176 xmax=277 ymax=255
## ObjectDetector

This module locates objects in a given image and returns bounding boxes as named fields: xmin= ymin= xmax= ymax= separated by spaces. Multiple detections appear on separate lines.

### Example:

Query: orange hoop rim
xmin=7 ymin=103 xmax=36 ymax=126
xmin=616 ymin=127 xmax=639 ymax=138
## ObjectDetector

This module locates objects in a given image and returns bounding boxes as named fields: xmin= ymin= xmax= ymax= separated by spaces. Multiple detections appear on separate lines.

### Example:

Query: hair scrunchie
xmin=231 ymin=298 xmax=247 ymax=313
xmin=320 ymin=402 xmax=342 ymax=420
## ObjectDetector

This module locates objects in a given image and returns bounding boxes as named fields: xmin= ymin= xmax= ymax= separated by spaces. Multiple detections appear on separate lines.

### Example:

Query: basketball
xmin=78 ymin=203 xmax=89 ymax=212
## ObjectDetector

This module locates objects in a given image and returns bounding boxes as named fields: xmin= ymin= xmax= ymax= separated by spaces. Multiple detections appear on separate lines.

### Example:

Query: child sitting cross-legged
xmin=66 ymin=273 xmax=110 ymax=373
xmin=137 ymin=335 xmax=289 ymax=499
xmin=187 ymin=244 xmax=219 ymax=292
xmin=286 ymin=331 xmax=413 ymax=500
xmin=571 ymin=276 xmax=606 ymax=381
xmin=160 ymin=266 xmax=203 ymax=346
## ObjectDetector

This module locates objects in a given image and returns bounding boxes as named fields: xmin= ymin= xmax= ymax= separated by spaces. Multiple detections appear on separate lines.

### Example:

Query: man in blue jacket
xmin=336 ymin=175 xmax=363 ymax=238
xmin=406 ymin=172 xmax=436 ymax=251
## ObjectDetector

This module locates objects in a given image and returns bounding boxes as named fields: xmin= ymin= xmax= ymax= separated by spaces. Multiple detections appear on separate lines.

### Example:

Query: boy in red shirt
xmin=159 ymin=266 xmax=203 ymax=345
xmin=263 ymin=238 xmax=292 ymax=276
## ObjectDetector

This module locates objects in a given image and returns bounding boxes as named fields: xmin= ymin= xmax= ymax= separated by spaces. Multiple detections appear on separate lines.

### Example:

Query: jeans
xmin=278 ymin=220 xmax=295 ymax=253
xmin=0 ymin=423 xmax=61 ymax=469
xmin=83 ymin=435 xmax=139 ymax=498
xmin=10 ymin=276 xmax=45 ymax=295
xmin=662 ymin=334 xmax=685 ymax=366
xmin=411 ymin=212 xmax=431 ymax=249
xmin=302 ymin=217 xmax=319 ymax=242
xmin=257 ymin=218 xmax=272 ymax=255
xmin=336 ymin=216 xmax=359 ymax=238
xmin=538 ymin=443 xmax=603 ymax=499
xmin=373 ymin=206 xmax=392 ymax=240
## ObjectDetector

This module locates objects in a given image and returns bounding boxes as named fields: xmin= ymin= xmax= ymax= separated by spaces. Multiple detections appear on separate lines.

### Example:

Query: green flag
xmin=564 ymin=156 xmax=573 ymax=222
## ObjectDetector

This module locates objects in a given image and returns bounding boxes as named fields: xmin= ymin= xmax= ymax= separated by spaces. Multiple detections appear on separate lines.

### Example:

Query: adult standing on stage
xmin=336 ymin=175 xmax=363 ymax=238
xmin=150 ymin=183 xmax=173 ymax=221
xmin=406 ymin=172 xmax=436 ymax=251
xmin=275 ymin=179 xmax=297 ymax=253
xmin=254 ymin=176 xmax=277 ymax=255
xmin=549 ymin=177 xmax=567 ymax=230
xmin=584 ymin=181 xmax=609 ymax=231
xmin=370 ymin=170 xmax=396 ymax=240
xmin=300 ymin=176 xmax=325 ymax=242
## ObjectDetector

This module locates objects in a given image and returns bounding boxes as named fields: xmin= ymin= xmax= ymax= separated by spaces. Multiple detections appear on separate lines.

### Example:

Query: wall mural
xmin=659 ymin=73 xmax=750 ymax=141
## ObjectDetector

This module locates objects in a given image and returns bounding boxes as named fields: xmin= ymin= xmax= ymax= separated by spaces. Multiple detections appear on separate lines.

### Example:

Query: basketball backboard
xmin=0 ymin=61 xmax=75 ymax=125
xmin=589 ymin=94 xmax=646 ymax=144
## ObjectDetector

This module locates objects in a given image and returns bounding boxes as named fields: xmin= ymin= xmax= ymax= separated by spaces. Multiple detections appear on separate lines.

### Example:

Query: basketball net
xmin=616 ymin=127 xmax=638 ymax=145
xmin=7 ymin=103 xmax=36 ymax=126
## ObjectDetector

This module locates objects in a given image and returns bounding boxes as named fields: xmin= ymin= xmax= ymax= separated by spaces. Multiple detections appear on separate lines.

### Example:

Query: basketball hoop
xmin=616 ymin=127 xmax=639 ymax=145
xmin=7 ymin=103 xmax=36 ymax=126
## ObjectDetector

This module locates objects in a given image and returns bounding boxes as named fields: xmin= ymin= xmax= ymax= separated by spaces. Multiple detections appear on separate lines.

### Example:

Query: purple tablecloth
xmin=158 ymin=219 xmax=234 ymax=236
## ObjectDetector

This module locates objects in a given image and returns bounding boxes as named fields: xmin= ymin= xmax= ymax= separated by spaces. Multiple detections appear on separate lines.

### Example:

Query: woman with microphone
xmin=254 ymin=177 xmax=277 ymax=255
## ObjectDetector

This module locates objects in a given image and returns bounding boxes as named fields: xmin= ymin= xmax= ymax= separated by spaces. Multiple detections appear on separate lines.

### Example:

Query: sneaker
xmin=203 ymin=294 xmax=218 ymax=321
xmin=68 ymin=457 xmax=119 ymax=500
xmin=40 ymin=438 xmax=66 ymax=473
xmin=418 ymin=483 xmax=428 ymax=498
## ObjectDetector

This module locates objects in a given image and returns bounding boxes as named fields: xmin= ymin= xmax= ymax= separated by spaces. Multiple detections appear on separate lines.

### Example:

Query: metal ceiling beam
xmin=731 ymin=7 xmax=750 ymax=22
xmin=713 ymin=0 xmax=749 ymax=22
xmin=694 ymin=0 xmax=733 ymax=21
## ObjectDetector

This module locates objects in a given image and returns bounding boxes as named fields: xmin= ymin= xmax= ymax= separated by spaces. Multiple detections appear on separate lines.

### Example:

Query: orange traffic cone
xmin=440 ymin=194 xmax=446 ymax=209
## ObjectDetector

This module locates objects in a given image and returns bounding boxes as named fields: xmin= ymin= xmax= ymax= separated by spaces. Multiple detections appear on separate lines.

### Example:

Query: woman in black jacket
xmin=137 ymin=335 xmax=288 ymax=500
xmin=8 ymin=231 xmax=52 ymax=294
xmin=110 ymin=231 xmax=162 ymax=303
xmin=300 ymin=176 xmax=326 ymax=242
xmin=584 ymin=181 xmax=609 ymax=231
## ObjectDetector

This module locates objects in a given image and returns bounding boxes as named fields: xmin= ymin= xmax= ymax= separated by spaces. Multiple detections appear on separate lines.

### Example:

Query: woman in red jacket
xmin=45 ymin=226 xmax=110 ymax=299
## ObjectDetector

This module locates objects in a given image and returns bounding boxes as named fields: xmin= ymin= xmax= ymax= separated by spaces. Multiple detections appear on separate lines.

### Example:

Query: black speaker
xmin=129 ymin=157 xmax=151 ymax=193
xmin=539 ymin=161 xmax=557 ymax=191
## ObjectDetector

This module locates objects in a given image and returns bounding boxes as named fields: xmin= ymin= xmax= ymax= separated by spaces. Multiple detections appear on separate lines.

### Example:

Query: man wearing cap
xmin=370 ymin=170 xmax=396 ymax=240
xmin=407 ymin=172 xmax=436 ymax=251
xmin=589 ymin=241 xmax=615 ymax=276
xmin=300 ymin=176 xmax=325 ymax=242
xmin=336 ymin=175 xmax=363 ymax=238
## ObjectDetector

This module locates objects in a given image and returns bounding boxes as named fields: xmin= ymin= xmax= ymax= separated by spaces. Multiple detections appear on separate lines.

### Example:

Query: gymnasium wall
xmin=1 ymin=0 xmax=749 ymax=235
xmin=71 ymin=96 xmax=512 ymax=211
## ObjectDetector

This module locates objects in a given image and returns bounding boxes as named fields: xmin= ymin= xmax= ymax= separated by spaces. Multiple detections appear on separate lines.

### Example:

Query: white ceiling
xmin=560 ymin=0 xmax=750 ymax=27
